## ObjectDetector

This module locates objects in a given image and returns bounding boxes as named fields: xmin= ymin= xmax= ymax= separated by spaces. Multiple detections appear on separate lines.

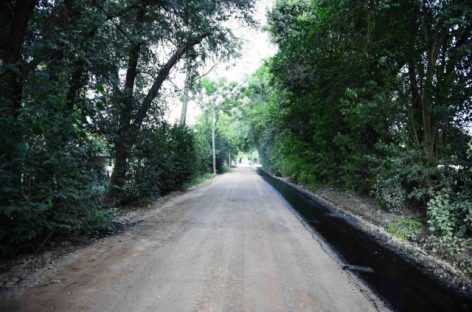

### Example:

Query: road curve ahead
xmin=7 ymin=168 xmax=384 ymax=312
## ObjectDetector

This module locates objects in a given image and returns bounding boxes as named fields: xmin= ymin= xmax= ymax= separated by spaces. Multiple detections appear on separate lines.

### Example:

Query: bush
xmin=371 ymin=144 xmax=437 ymax=211
xmin=122 ymin=123 xmax=201 ymax=201
xmin=427 ymin=190 xmax=472 ymax=238
xmin=0 ymin=74 xmax=110 ymax=256
xmin=427 ymin=193 xmax=457 ymax=237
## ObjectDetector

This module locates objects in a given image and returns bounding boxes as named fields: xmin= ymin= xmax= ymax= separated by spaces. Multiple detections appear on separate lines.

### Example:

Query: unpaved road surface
xmin=2 ymin=168 xmax=385 ymax=311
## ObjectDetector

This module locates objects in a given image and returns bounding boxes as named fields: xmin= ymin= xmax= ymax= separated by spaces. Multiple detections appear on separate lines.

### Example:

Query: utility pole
xmin=211 ymin=106 xmax=216 ymax=175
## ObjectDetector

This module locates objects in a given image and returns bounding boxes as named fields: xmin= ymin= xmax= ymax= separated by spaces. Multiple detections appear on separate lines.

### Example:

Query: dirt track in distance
xmin=3 ymin=168 xmax=386 ymax=312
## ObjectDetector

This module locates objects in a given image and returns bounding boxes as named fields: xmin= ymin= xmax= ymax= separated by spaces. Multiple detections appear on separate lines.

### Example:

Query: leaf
xmin=95 ymin=83 xmax=105 ymax=93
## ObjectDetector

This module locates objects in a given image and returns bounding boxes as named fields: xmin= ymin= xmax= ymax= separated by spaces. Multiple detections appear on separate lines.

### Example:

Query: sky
xmin=164 ymin=0 xmax=276 ymax=125
xmin=207 ymin=0 xmax=277 ymax=81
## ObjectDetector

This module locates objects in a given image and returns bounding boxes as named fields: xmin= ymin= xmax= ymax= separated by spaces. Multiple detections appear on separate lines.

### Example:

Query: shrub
xmin=371 ymin=144 xmax=436 ymax=211
xmin=0 ymin=75 xmax=109 ymax=256
xmin=427 ymin=192 xmax=457 ymax=237
xmin=122 ymin=123 xmax=201 ymax=201
xmin=427 ymin=189 xmax=472 ymax=238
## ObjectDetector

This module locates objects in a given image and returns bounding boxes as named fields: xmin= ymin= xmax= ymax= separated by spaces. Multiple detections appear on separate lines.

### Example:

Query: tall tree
xmin=401 ymin=0 xmax=472 ymax=162
xmin=259 ymin=0 xmax=471 ymax=202
xmin=105 ymin=0 xmax=254 ymax=198
xmin=180 ymin=57 xmax=194 ymax=125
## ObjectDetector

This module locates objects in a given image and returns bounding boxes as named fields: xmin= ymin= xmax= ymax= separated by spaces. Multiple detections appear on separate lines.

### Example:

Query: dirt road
xmin=4 ymin=168 xmax=385 ymax=311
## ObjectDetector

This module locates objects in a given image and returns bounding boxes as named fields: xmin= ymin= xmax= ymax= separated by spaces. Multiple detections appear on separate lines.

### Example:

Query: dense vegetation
xmin=0 ymin=0 xmax=253 ymax=256
xmin=235 ymin=0 xmax=471 ymax=272
xmin=2 ymin=0 xmax=471 ymax=276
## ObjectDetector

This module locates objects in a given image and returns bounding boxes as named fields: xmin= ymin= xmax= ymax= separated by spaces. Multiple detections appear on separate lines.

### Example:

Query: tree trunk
xmin=421 ymin=95 xmax=435 ymax=161
xmin=407 ymin=62 xmax=423 ymax=147
xmin=108 ymin=33 xmax=209 ymax=197
xmin=0 ymin=0 xmax=37 ymax=117
xmin=180 ymin=59 xmax=192 ymax=125
xmin=132 ymin=33 xmax=208 ymax=130
xmin=421 ymin=26 xmax=447 ymax=163
xmin=406 ymin=19 xmax=448 ymax=164
xmin=108 ymin=141 xmax=129 ymax=199
xmin=66 ymin=59 xmax=87 ymax=111
xmin=107 ymin=1 xmax=149 ymax=197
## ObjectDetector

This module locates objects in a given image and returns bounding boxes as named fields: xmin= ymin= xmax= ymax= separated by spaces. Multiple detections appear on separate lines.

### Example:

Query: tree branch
xmin=131 ymin=33 xmax=209 ymax=132
xmin=193 ymin=61 xmax=221 ymax=82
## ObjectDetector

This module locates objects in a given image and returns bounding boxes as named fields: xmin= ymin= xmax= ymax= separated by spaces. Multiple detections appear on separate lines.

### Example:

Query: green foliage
xmin=425 ymin=235 xmax=470 ymax=259
xmin=192 ymin=78 xmax=240 ymax=173
xmin=370 ymin=145 xmax=432 ymax=211
xmin=423 ymin=233 xmax=472 ymax=277
xmin=122 ymin=123 xmax=202 ymax=202
xmin=427 ymin=193 xmax=457 ymax=237
xmin=247 ymin=0 xmax=472 ymax=225
xmin=386 ymin=217 xmax=423 ymax=240
xmin=0 ymin=74 xmax=110 ymax=256
xmin=194 ymin=118 xmax=237 ymax=173
xmin=427 ymin=191 xmax=472 ymax=238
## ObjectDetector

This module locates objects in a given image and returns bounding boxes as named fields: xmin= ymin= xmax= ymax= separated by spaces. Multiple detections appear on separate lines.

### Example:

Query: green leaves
xmin=0 ymin=74 xmax=110 ymax=256
xmin=121 ymin=123 xmax=202 ymax=202
xmin=95 ymin=83 xmax=105 ymax=93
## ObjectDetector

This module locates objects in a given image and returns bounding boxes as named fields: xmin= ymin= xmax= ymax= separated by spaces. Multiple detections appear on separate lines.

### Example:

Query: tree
xmin=105 ymin=0 xmax=255 ymax=198
xmin=247 ymin=0 xmax=472 ymax=211
xmin=193 ymin=78 xmax=240 ymax=173
xmin=180 ymin=57 xmax=194 ymax=126
xmin=400 ymin=1 xmax=472 ymax=162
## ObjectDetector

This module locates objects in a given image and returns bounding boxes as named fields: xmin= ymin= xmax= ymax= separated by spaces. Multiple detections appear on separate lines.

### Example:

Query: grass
xmin=183 ymin=173 xmax=216 ymax=189
xmin=386 ymin=216 xmax=423 ymax=240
